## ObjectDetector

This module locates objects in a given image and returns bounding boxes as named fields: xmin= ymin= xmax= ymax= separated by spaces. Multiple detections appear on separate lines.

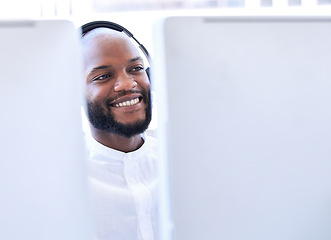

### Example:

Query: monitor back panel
xmin=0 ymin=20 xmax=92 ymax=240
xmin=153 ymin=16 xmax=331 ymax=240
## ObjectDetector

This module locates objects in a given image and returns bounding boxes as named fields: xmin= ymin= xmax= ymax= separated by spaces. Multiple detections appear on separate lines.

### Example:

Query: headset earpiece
xmin=145 ymin=67 xmax=150 ymax=81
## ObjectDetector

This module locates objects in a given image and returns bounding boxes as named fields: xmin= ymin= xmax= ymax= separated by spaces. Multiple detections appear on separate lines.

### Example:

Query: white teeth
xmin=114 ymin=98 xmax=139 ymax=107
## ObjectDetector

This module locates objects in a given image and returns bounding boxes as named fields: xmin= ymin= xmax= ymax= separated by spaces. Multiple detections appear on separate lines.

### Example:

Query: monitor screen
xmin=0 ymin=20 xmax=92 ymax=240
xmin=153 ymin=16 xmax=331 ymax=240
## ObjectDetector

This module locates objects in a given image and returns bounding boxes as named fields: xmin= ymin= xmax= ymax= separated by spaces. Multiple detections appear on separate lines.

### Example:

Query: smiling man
xmin=81 ymin=24 xmax=158 ymax=240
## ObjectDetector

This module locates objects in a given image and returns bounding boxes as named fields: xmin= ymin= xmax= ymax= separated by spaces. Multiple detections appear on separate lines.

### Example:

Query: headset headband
xmin=81 ymin=21 xmax=150 ymax=62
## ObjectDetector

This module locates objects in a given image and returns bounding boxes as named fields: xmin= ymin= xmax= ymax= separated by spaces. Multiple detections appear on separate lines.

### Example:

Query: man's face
xmin=82 ymin=30 xmax=151 ymax=138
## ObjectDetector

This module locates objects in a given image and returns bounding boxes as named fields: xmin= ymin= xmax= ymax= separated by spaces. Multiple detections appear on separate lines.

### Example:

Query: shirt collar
xmin=85 ymin=132 xmax=148 ymax=163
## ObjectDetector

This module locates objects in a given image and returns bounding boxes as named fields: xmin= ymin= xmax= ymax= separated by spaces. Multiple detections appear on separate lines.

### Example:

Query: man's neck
xmin=90 ymin=127 xmax=144 ymax=153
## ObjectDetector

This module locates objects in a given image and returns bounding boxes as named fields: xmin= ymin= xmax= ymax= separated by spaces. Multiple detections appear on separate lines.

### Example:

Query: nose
xmin=113 ymin=71 xmax=137 ymax=92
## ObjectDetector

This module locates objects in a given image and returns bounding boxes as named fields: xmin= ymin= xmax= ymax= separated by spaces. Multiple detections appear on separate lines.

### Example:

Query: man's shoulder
xmin=144 ymin=131 xmax=157 ymax=147
xmin=140 ymin=131 xmax=158 ymax=161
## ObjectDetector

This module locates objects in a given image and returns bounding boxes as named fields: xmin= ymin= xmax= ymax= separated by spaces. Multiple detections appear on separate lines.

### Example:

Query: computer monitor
xmin=153 ymin=16 xmax=331 ymax=240
xmin=0 ymin=20 xmax=92 ymax=239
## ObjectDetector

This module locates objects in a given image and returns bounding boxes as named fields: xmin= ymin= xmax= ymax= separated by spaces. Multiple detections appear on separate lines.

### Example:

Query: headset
xmin=80 ymin=21 xmax=151 ymax=80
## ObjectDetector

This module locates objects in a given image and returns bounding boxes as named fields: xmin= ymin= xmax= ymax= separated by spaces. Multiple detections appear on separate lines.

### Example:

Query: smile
xmin=113 ymin=97 xmax=140 ymax=108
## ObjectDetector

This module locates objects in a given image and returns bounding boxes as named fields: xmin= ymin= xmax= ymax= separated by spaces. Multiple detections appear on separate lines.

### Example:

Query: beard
xmin=86 ymin=91 xmax=152 ymax=138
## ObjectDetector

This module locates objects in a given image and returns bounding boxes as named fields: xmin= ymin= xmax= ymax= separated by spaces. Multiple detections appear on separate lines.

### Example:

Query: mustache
xmin=105 ymin=89 xmax=150 ymax=106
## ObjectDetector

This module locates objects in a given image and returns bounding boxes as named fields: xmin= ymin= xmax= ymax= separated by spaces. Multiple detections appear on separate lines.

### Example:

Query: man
xmin=81 ymin=24 xmax=158 ymax=240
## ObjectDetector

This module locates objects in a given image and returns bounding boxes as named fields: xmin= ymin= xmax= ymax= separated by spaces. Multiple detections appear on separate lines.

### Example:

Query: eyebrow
xmin=129 ymin=57 xmax=143 ymax=63
xmin=89 ymin=57 xmax=143 ymax=73
xmin=90 ymin=65 xmax=111 ymax=73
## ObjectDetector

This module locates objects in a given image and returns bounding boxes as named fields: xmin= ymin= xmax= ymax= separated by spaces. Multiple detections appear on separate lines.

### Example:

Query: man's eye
xmin=131 ymin=66 xmax=144 ymax=72
xmin=93 ymin=74 xmax=112 ymax=81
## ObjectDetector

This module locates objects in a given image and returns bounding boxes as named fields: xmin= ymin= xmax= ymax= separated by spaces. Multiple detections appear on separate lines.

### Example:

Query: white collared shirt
xmin=85 ymin=133 xmax=158 ymax=240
